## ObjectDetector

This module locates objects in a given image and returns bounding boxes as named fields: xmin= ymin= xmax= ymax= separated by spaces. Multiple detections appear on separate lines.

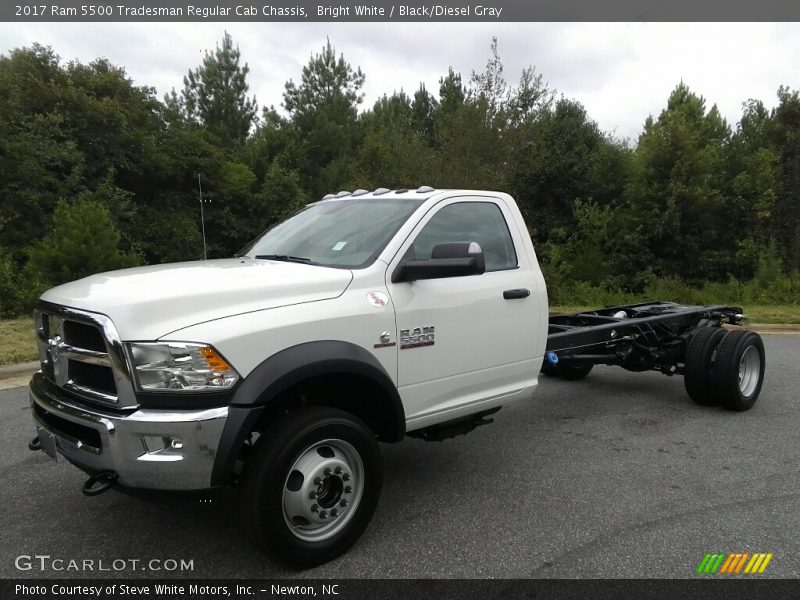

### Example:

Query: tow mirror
xmin=392 ymin=242 xmax=486 ymax=283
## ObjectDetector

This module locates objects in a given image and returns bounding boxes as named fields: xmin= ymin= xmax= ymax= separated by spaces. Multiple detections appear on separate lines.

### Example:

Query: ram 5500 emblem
xmin=400 ymin=326 xmax=435 ymax=349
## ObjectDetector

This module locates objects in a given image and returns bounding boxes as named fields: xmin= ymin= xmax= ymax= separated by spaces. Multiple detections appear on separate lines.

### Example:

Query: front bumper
xmin=29 ymin=372 xmax=228 ymax=490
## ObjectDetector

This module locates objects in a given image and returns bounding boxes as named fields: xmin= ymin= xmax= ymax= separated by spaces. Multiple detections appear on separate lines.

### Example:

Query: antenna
xmin=198 ymin=173 xmax=207 ymax=261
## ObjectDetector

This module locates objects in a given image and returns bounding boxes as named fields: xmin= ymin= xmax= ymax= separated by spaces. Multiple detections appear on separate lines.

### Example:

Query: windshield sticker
xmin=332 ymin=241 xmax=347 ymax=251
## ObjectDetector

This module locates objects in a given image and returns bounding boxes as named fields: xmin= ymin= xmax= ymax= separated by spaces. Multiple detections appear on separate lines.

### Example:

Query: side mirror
xmin=392 ymin=242 xmax=486 ymax=283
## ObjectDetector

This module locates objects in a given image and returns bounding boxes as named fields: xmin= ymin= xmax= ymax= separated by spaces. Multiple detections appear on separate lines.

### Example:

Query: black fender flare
xmin=211 ymin=341 xmax=404 ymax=486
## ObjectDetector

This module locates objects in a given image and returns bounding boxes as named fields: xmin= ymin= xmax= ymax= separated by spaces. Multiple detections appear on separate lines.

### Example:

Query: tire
xmin=683 ymin=326 xmax=727 ymax=406
xmin=541 ymin=359 xmax=593 ymax=380
xmin=710 ymin=329 xmax=765 ymax=411
xmin=239 ymin=406 xmax=382 ymax=568
xmin=558 ymin=361 xmax=594 ymax=381
xmin=541 ymin=360 xmax=560 ymax=377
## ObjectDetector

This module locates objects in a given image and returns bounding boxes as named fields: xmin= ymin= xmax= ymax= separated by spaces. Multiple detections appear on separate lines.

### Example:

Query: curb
xmin=0 ymin=361 xmax=39 ymax=381
xmin=733 ymin=323 xmax=800 ymax=334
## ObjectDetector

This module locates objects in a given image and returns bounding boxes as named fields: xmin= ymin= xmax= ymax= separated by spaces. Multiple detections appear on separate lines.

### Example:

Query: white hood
xmin=40 ymin=258 xmax=353 ymax=340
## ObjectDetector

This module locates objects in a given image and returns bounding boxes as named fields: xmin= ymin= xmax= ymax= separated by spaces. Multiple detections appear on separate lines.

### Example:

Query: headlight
xmin=128 ymin=342 xmax=239 ymax=392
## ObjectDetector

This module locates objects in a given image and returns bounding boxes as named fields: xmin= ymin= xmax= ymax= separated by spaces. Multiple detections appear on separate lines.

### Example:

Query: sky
xmin=1 ymin=22 xmax=799 ymax=141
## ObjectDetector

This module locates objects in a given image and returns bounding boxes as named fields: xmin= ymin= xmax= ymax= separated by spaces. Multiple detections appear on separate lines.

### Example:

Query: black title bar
xmin=4 ymin=0 xmax=800 ymax=22
xmin=4 ymin=579 xmax=800 ymax=600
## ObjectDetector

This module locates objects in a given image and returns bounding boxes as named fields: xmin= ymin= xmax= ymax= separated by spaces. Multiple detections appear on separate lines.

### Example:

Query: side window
xmin=411 ymin=202 xmax=518 ymax=272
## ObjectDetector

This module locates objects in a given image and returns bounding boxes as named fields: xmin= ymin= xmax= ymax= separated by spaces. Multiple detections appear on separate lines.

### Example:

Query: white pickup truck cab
xmin=29 ymin=188 xmax=550 ymax=566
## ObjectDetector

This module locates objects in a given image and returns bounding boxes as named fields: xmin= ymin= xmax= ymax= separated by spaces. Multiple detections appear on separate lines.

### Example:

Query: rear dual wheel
xmin=711 ymin=329 xmax=765 ymax=411
xmin=684 ymin=327 xmax=765 ymax=410
xmin=684 ymin=327 xmax=727 ymax=405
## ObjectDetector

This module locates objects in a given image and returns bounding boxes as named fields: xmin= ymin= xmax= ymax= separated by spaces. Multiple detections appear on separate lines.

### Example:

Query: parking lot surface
xmin=1 ymin=334 xmax=798 ymax=578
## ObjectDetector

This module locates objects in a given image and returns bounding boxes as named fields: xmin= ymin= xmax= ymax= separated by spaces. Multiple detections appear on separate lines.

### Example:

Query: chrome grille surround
xmin=34 ymin=300 xmax=138 ymax=410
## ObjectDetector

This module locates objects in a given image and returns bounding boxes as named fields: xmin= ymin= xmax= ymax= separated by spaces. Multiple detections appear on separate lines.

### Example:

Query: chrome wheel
xmin=240 ymin=406 xmax=382 ymax=566
xmin=738 ymin=345 xmax=761 ymax=397
xmin=282 ymin=439 xmax=364 ymax=542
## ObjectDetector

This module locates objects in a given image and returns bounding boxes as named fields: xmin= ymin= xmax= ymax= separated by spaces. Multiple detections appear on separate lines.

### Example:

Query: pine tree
xmin=283 ymin=38 xmax=365 ymax=130
xmin=282 ymin=39 xmax=365 ymax=197
xmin=180 ymin=32 xmax=257 ymax=145
xmin=27 ymin=197 xmax=140 ymax=286
xmin=411 ymin=83 xmax=437 ymax=141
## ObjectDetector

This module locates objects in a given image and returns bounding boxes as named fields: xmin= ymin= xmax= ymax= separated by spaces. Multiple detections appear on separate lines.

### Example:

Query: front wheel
xmin=239 ymin=406 xmax=382 ymax=567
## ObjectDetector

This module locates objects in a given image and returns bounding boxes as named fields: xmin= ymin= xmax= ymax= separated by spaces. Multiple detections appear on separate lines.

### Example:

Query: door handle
xmin=503 ymin=288 xmax=530 ymax=300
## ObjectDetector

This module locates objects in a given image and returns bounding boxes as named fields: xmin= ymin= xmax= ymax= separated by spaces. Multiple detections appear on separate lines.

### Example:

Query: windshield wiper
xmin=254 ymin=254 xmax=313 ymax=264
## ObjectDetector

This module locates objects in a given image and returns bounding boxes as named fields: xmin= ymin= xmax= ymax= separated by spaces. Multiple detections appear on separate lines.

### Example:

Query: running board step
xmin=407 ymin=408 xmax=501 ymax=442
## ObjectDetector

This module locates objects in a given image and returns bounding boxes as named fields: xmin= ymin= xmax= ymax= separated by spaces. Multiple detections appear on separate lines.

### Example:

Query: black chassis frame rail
xmin=546 ymin=301 xmax=745 ymax=373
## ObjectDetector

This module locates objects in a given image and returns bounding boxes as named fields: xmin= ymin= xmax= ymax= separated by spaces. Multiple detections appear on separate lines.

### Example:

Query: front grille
xmin=68 ymin=361 xmax=116 ymax=396
xmin=35 ymin=302 xmax=137 ymax=410
xmin=63 ymin=320 xmax=106 ymax=353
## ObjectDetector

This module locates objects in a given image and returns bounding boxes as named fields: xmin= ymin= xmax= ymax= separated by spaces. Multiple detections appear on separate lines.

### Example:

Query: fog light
xmin=141 ymin=436 xmax=184 ymax=458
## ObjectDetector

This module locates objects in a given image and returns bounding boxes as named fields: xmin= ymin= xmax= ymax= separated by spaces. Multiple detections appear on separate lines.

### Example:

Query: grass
xmin=0 ymin=317 xmax=37 ymax=366
xmin=741 ymin=305 xmax=800 ymax=325
xmin=0 ymin=304 xmax=798 ymax=367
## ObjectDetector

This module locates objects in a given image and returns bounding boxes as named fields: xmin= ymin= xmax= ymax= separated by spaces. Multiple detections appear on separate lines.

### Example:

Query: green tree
xmin=431 ymin=40 xmax=557 ymax=194
xmin=0 ymin=247 xmax=39 ymax=317
xmin=283 ymin=39 xmax=365 ymax=198
xmin=0 ymin=45 xmax=164 ymax=261
xmin=436 ymin=67 xmax=466 ymax=118
xmin=0 ymin=45 xmax=84 ymax=257
xmin=179 ymin=32 xmax=258 ymax=145
xmin=27 ymin=197 xmax=140 ymax=286
xmin=359 ymin=92 xmax=436 ymax=188
xmin=507 ymin=98 xmax=627 ymax=243
xmin=255 ymin=162 xmax=308 ymax=228
xmin=728 ymin=99 xmax=779 ymax=276
xmin=507 ymin=66 xmax=553 ymax=127
xmin=771 ymin=87 xmax=800 ymax=270
xmin=624 ymin=83 xmax=732 ymax=282
xmin=63 ymin=57 xmax=164 ymax=189
xmin=284 ymin=38 xmax=365 ymax=126
xmin=410 ymin=83 xmax=438 ymax=142
xmin=431 ymin=63 xmax=497 ymax=188
xmin=470 ymin=36 xmax=508 ymax=123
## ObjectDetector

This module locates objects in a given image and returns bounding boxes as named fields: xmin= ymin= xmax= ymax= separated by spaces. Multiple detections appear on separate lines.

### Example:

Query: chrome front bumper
xmin=29 ymin=372 xmax=228 ymax=490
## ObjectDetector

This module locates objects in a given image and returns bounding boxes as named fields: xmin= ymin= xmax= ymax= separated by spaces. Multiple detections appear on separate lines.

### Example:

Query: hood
xmin=40 ymin=258 xmax=353 ymax=340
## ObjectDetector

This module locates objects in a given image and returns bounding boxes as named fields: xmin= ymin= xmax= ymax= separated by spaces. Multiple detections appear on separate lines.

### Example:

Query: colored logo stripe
xmin=697 ymin=553 xmax=725 ymax=574
xmin=720 ymin=553 xmax=748 ymax=574
xmin=697 ymin=552 xmax=773 ymax=574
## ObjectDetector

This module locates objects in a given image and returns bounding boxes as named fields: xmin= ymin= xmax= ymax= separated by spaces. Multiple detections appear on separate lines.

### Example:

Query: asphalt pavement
xmin=1 ymin=334 xmax=798 ymax=579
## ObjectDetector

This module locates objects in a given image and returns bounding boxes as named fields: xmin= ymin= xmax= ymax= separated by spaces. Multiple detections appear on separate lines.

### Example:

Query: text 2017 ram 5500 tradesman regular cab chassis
xmin=28 ymin=187 xmax=765 ymax=566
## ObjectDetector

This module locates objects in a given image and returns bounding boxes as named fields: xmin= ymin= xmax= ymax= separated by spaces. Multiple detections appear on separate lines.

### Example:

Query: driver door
xmin=385 ymin=196 xmax=540 ymax=425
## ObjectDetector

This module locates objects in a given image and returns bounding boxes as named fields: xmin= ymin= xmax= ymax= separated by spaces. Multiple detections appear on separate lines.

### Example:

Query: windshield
xmin=242 ymin=198 xmax=425 ymax=268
